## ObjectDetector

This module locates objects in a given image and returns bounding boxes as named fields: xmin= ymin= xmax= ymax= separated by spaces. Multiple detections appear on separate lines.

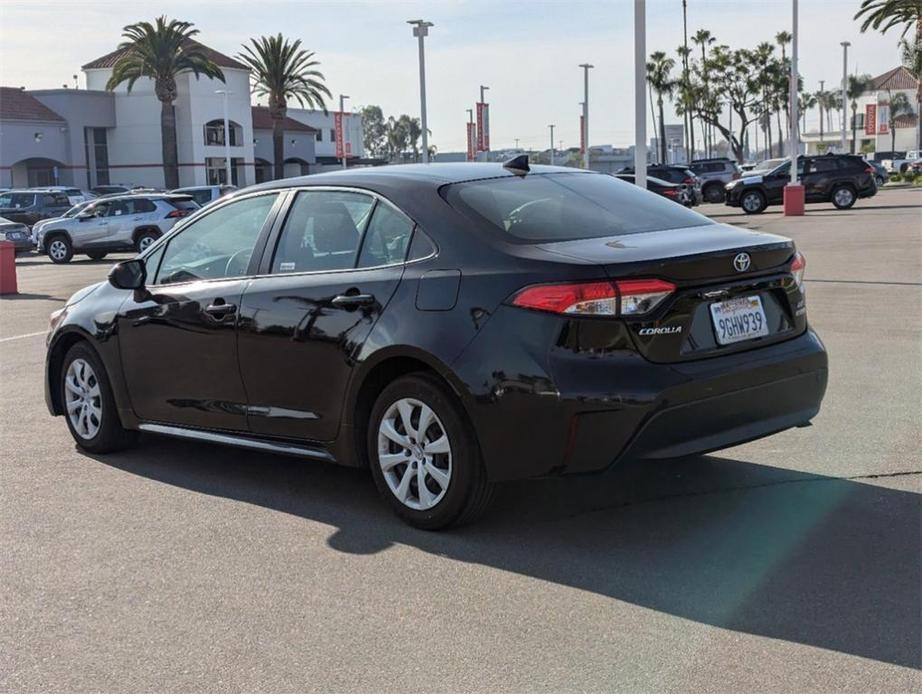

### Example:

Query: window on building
xmin=330 ymin=128 xmax=336 ymax=143
xmin=84 ymin=127 xmax=110 ymax=187
xmin=851 ymin=113 xmax=866 ymax=130
xmin=878 ymin=105 xmax=890 ymax=127
xmin=205 ymin=157 xmax=245 ymax=186
xmin=204 ymin=120 xmax=243 ymax=147
xmin=316 ymin=130 xmax=322 ymax=142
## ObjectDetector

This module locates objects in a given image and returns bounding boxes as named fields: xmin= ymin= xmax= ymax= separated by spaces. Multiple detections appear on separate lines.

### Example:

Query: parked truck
xmin=881 ymin=150 xmax=921 ymax=174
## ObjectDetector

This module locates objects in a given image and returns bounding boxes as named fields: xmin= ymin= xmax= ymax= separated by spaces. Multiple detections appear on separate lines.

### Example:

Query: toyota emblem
xmin=733 ymin=252 xmax=751 ymax=273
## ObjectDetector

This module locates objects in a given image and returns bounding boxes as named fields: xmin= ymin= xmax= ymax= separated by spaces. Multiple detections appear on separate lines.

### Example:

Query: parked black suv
xmin=725 ymin=154 xmax=878 ymax=214
xmin=0 ymin=189 xmax=72 ymax=227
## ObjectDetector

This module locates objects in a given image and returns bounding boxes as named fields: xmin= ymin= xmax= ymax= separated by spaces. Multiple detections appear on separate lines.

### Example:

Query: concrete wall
xmin=0 ymin=119 xmax=71 ymax=187
xmin=253 ymin=128 xmax=317 ymax=176
xmin=287 ymin=108 xmax=365 ymax=158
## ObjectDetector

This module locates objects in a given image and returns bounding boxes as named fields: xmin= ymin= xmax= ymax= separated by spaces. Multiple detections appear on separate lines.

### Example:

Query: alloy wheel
xmin=377 ymin=397 xmax=452 ymax=510
xmin=742 ymin=192 xmax=763 ymax=213
xmin=64 ymin=358 xmax=102 ymax=440
xmin=138 ymin=235 xmax=155 ymax=252
xmin=834 ymin=188 xmax=854 ymax=207
xmin=49 ymin=239 xmax=68 ymax=261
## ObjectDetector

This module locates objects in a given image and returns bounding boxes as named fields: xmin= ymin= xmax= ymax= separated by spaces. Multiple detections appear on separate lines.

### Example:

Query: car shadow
xmin=88 ymin=436 xmax=920 ymax=670
xmin=0 ymin=292 xmax=65 ymax=301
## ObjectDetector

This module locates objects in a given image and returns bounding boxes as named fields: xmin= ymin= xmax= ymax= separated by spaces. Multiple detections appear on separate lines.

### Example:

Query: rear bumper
xmin=454 ymin=307 xmax=828 ymax=481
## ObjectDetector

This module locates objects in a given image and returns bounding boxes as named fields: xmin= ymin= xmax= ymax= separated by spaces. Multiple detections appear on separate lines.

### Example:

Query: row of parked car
xmin=0 ymin=184 xmax=236 ymax=263
xmin=617 ymin=153 xmax=880 ymax=215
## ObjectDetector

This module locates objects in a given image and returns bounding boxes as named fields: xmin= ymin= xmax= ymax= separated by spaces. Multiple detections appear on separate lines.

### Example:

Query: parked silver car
xmin=688 ymin=158 xmax=743 ymax=203
xmin=171 ymin=184 xmax=236 ymax=208
xmin=38 ymin=193 xmax=199 ymax=264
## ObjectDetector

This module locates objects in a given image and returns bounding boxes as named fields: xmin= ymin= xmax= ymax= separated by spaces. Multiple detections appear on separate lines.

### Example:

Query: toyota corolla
xmin=45 ymin=160 xmax=828 ymax=529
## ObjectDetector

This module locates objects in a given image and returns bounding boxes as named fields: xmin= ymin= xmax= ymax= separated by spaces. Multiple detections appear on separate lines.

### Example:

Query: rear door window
xmin=357 ymin=202 xmax=415 ymax=268
xmin=443 ymin=172 xmax=713 ymax=242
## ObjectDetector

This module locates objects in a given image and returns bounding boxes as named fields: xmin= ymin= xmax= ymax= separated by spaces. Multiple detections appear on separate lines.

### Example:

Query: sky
xmin=0 ymin=0 xmax=906 ymax=153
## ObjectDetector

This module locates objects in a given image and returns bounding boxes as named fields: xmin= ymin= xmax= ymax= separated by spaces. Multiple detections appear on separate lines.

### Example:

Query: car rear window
xmin=0 ymin=193 xmax=37 ymax=208
xmin=442 ymin=173 xmax=713 ymax=243
xmin=168 ymin=197 xmax=200 ymax=211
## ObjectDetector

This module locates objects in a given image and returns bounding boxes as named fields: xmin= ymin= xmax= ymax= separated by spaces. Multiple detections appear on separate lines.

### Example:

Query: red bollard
xmin=0 ymin=240 xmax=18 ymax=295
xmin=783 ymin=184 xmax=805 ymax=216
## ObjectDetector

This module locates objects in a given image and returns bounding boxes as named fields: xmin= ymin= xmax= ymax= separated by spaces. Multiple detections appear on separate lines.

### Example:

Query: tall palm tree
xmin=775 ymin=31 xmax=792 ymax=155
xmin=106 ymin=17 xmax=225 ymax=189
xmin=901 ymin=36 xmax=922 ymax=147
xmin=692 ymin=29 xmax=716 ymax=156
xmin=676 ymin=45 xmax=695 ymax=157
xmin=647 ymin=51 xmax=676 ymax=164
xmin=846 ymin=73 xmax=874 ymax=153
xmin=799 ymin=91 xmax=817 ymax=134
xmin=238 ymin=34 xmax=331 ymax=180
xmin=855 ymin=0 xmax=922 ymax=40
xmin=887 ymin=90 xmax=915 ymax=153
xmin=814 ymin=89 xmax=829 ymax=141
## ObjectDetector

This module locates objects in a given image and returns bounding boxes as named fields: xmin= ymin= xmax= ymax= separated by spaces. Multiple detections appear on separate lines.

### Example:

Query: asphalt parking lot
xmin=1 ymin=187 xmax=920 ymax=693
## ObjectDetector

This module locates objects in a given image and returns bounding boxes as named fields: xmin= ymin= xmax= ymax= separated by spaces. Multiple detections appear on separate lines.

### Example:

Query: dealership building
xmin=0 ymin=40 xmax=365 ymax=190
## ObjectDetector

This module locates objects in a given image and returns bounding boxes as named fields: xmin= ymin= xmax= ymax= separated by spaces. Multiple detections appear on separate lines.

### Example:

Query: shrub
xmin=889 ymin=173 xmax=902 ymax=183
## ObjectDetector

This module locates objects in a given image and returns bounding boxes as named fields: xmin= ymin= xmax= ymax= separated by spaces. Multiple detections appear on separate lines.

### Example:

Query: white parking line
xmin=0 ymin=331 xmax=46 ymax=343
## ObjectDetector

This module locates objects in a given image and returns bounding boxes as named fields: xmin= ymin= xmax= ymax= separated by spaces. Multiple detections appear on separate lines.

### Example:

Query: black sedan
xmin=44 ymin=160 xmax=828 ymax=529
xmin=615 ymin=173 xmax=693 ymax=206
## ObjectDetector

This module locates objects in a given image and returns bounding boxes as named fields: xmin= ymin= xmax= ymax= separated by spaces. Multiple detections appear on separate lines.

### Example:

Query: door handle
xmin=331 ymin=293 xmax=375 ymax=308
xmin=205 ymin=302 xmax=237 ymax=317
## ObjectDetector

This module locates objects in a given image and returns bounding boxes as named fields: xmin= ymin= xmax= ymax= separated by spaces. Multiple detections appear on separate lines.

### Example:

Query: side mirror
xmin=76 ymin=212 xmax=93 ymax=221
xmin=108 ymin=259 xmax=146 ymax=290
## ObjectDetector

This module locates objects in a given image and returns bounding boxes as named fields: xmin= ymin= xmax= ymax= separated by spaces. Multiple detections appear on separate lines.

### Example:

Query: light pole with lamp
xmin=634 ymin=0 xmax=647 ymax=188
xmin=840 ymin=40 xmax=850 ymax=154
xmin=408 ymin=20 xmax=433 ymax=163
xmin=579 ymin=64 xmax=593 ymax=169
xmin=215 ymin=89 xmax=233 ymax=185
xmin=783 ymin=0 xmax=804 ymax=215
xmin=339 ymin=94 xmax=350 ymax=169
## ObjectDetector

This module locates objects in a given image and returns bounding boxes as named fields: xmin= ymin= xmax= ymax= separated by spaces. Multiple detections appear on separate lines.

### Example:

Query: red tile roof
xmin=251 ymin=106 xmax=317 ymax=132
xmin=870 ymin=66 xmax=919 ymax=91
xmin=0 ymin=87 xmax=65 ymax=122
xmin=82 ymin=39 xmax=248 ymax=71
xmin=893 ymin=113 xmax=918 ymax=128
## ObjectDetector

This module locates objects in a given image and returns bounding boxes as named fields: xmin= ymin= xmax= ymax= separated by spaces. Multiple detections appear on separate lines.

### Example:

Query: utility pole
xmin=579 ymin=64 xmax=593 ymax=169
xmin=408 ymin=20 xmax=433 ymax=163
xmin=784 ymin=0 xmax=804 ymax=216
xmin=339 ymin=94 xmax=350 ymax=169
xmin=819 ymin=79 xmax=825 ymax=143
xmin=634 ymin=0 xmax=647 ymax=187
xmin=548 ymin=124 xmax=555 ymax=165
xmin=840 ymin=40 xmax=850 ymax=154
xmin=514 ymin=138 xmax=519 ymax=149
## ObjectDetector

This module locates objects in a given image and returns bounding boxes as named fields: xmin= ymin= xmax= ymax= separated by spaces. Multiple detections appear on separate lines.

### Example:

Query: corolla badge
xmin=733 ymin=252 xmax=751 ymax=272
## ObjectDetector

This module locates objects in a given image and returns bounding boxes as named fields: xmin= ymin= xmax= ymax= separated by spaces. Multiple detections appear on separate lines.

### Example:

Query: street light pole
xmin=548 ymin=124 xmax=555 ymax=165
xmin=579 ymin=64 xmax=593 ymax=169
xmin=784 ymin=0 xmax=804 ymax=216
xmin=216 ymin=89 xmax=233 ymax=185
xmin=634 ymin=0 xmax=647 ymax=188
xmin=408 ymin=20 xmax=434 ymax=163
xmin=840 ymin=40 xmax=850 ymax=153
xmin=339 ymin=94 xmax=350 ymax=169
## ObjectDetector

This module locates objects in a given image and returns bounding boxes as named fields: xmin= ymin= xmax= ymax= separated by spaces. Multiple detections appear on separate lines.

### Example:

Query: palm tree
xmin=846 ymin=73 xmax=874 ymax=153
xmin=647 ymin=51 xmax=676 ymax=164
xmin=799 ymin=91 xmax=817 ymax=134
xmin=855 ymin=0 xmax=922 ymax=39
xmin=887 ymin=90 xmax=916 ymax=153
xmin=238 ymin=34 xmax=331 ymax=180
xmin=692 ymin=29 xmax=716 ymax=155
xmin=775 ymin=31 xmax=792 ymax=155
xmin=676 ymin=45 xmax=694 ymax=158
xmin=106 ymin=17 xmax=225 ymax=189
xmin=901 ymin=36 xmax=922 ymax=147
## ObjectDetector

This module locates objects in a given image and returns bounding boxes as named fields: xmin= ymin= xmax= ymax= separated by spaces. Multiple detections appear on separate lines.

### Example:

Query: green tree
xmin=106 ymin=16 xmax=225 ymax=189
xmin=361 ymin=105 xmax=387 ymax=158
xmin=900 ymin=36 xmax=922 ymax=147
xmin=646 ymin=51 xmax=676 ymax=164
xmin=692 ymin=29 xmax=716 ymax=156
xmin=238 ymin=34 xmax=331 ymax=181
xmin=846 ymin=73 xmax=874 ymax=152
xmin=887 ymin=90 xmax=915 ymax=153
xmin=854 ymin=0 xmax=922 ymax=39
xmin=776 ymin=31 xmax=793 ymax=154
xmin=676 ymin=44 xmax=695 ymax=158
xmin=385 ymin=116 xmax=408 ymax=162
xmin=799 ymin=91 xmax=817 ymax=134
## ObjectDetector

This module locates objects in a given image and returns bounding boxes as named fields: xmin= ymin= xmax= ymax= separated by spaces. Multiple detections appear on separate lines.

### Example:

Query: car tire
xmin=60 ymin=342 xmax=137 ymax=454
xmin=134 ymin=229 xmax=159 ymax=253
xmin=46 ymin=235 xmax=73 ymax=264
xmin=875 ymin=175 xmax=884 ymax=187
xmin=831 ymin=184 xmax=856 ymax=210
xmin=703 ymin=183 xmax=726 ymax=203
xmin=740 ymin=189 xmax=767 ymax=214
xmin=368 ymin=373 xmax=493 ymax=530
xmin=86 ymin=251 xmax=108 ymax=261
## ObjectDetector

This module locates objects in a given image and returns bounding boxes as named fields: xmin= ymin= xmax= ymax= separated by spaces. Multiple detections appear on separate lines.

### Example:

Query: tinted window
xmin=184 ymin=189 xmax=214 ymax=206
xmin=272 ymin=191 xmax=374 ymax=273
xmin=130 ymin=198 xmax=157 ymax=214
xmin=809 ymin=159 xmax=839 ymax=174
xmin=443 ymin=173 xmax=713 ymax=242
xmin=407 ymin=228 xmax=437 ymax=260
xmin=0 ymin=193 xmax=36 ymax=208
xmin=155 ymin=193 xmax=278 ymax=285
xmin=168 ymin=197 xmax=199 ymax=211
xmin=357 ymin=202 xmax=415 ymax=267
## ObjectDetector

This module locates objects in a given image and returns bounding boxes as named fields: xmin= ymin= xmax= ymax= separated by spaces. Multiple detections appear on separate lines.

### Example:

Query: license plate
xmin=709 ymin=295 xmax=769 ymax=345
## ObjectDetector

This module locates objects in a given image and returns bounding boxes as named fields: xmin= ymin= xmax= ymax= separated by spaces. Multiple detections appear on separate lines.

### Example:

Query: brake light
xmin=662 ymin=189 xmax=678 ymax=197
xmin=865 ymin=166 xmax=875 ymax=174
xmin=790 ymin=251 xmax=806 ymax=289
xmin=510 ymin=279 xmax=675 ymax=317
xmin=682 ymin=177 xmax=696 ymax=185
xmin=166 ymin=209 xmax=190 ymax=218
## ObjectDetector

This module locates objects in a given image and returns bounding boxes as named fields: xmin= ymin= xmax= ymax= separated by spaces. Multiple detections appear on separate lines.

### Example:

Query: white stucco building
xmin=0 ymin=39 xmax=369 ymax=190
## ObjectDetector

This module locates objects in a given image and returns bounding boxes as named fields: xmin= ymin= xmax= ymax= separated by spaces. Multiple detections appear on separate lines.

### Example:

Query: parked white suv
xmin=171 ymin=185 xmax=236 ymax=208
xmin=39 ymin=193 xmax=198 ymax=264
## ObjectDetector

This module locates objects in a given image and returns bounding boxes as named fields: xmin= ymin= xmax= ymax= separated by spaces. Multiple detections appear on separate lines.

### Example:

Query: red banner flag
xmin=865 ymin=104 xmax=876 ymax=136
xmin=466 ymin=122 xmax=476 ymax=161
xmin=335 ymin=112 xmax=345 ymax=159
xmin=476 ymin=103 xmax=490 ymax=152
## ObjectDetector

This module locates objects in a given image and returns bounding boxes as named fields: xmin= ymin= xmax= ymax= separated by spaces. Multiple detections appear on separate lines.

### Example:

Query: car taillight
xmin=510 ymin=279 xmax=675 ymax=317
xmin=865 ymin=166 xmax=875 ymax=174
xmin=682 ymin=177 xmax=696 ymax=184
xmin=790 ymin=251 xmax=806 ymax=289
xmin=166 ymin=209 xmax=190 ymax=218
xmin=662 ymin=189 xmax=678 ymax=197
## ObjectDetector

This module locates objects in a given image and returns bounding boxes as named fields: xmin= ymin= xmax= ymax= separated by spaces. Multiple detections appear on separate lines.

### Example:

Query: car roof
xmin=92 ymin=192 xmax=189 ymax=201
xmin=246 ymin=163 xmax=595 ymax=194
